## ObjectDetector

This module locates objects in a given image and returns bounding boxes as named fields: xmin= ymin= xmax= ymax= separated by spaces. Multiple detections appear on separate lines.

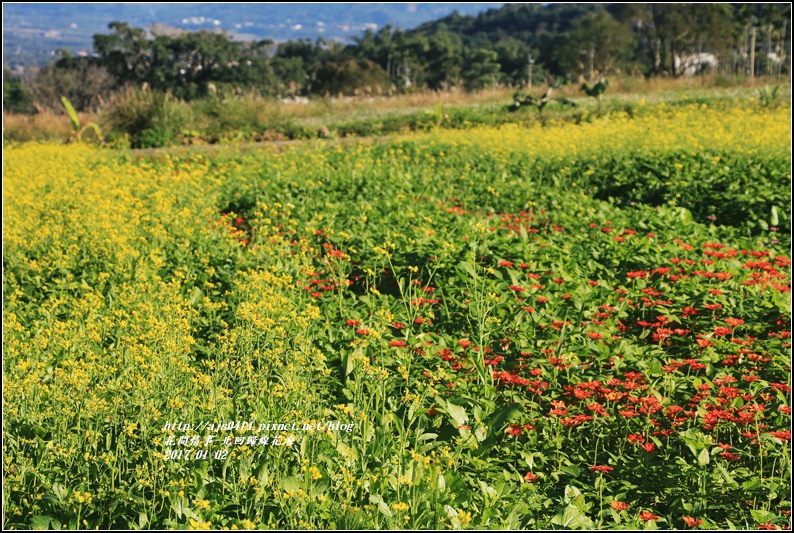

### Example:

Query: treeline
xmin=3 ymin=3 xmax=791 ymax=113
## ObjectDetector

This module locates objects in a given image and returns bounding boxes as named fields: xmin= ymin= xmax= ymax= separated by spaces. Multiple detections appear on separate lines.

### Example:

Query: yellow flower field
xmin=4 ymin=102 xmax=791 ymax=529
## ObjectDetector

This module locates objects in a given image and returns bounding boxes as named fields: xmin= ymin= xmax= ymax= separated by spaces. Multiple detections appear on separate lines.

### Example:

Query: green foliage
xmin=3 ymin=69 xmax=36 ymax=114
xmin=510 ymin=86 xmax=576 ymax=120
xmin=313 ymin=59 xmax=391 ymax=96
xmin=61 ymin=95 xmax=103 ymax=144
xmin=61 ymin=95 xmax=80 ymax=130
xmin=578 ymin=150 xmax=791 ymax=247
xmin=551 ymin=11 xmax=637 ymax=79
xmin=107 ymin=89 xmax=192 ymax=148
xmin=580 ymin=78 xmax=609 ymax=112
xmin=758 ymin=85 xmax=781 ymax=107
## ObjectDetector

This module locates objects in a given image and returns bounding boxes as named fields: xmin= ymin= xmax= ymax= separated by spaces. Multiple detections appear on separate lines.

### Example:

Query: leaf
xmin=85 ymin=122 xmax=104 ymax=142
xmin=564 ymin=484 xmax=584 ymax=506
xmin=458 ymin=261 xmax=478 ymax=280
xmin=643 ymin=519 xmax=659 ymax=530
xmin=189 ymin=287 xmax=204 ymax=306
xmin=750 ymin=509 xmax=774 ymax=523
xmin=281 ymin=476 xmax=301 ymax=492
xmin=716 ymin=463 xmax=737 ymax=486
xmin=697 ymin=447 xmax=710 ymax=466
xmin=559 ymin=465 xmax=581 ymax=477
xmin=446 ymin=402 xmax=468 ymax=427
xmin=29 ymin=516 xmax=54 ymax=530
xmin=61 ymin=96 xmax=80 ymax=131
xmin=771 ymin=206 xmax=779 ymax=226
xmin=551 ymin=504 xmax=594 ymax=530
xmin=369 ymin=494 xmax=392 ymax=517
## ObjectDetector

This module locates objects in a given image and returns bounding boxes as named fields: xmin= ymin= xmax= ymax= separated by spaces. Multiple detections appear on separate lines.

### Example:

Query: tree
xmin=29 ymin=54 xmax=116 ymax=111
xmin=3 ymin=69 xmax=36 ymax=113
xmin=93 ymin=22 xmax=152 ymax=85
xmin=424 ymin=30 xmax=465 ymax=90
xmin=273 ymin=38 xmax=330 ymax=93
xmin=312 ymin=59 xmax=390 ymax=96
xmin=462 ymin=48 xmax=501 ymax=90
xmin=553 ymin=11 xmax=637 ymax=80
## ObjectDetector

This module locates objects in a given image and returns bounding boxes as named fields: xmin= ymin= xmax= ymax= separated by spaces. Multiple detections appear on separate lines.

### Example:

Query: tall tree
xmin=552 ymin=10 xmax=637 ymax=80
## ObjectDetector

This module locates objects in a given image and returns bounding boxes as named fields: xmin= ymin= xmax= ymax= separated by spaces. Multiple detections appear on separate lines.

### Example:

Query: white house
xmin=673 ymin=53 xmax=719 ymax=76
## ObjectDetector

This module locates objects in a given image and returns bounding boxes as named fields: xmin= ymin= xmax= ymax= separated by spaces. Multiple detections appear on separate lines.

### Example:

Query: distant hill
xmin=3 ymin=3 xmax=503 ymax=68
xmin=410 ymin=3 xmax=601 ymax=47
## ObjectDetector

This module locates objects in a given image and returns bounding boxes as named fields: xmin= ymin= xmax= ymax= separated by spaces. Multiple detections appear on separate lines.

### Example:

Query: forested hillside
xmin=3 ymin=3 xmax=790 ymax=114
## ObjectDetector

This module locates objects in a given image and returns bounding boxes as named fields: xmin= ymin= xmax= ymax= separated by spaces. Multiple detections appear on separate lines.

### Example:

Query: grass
xmin=3 ymin=75 xmax=790 ymax=146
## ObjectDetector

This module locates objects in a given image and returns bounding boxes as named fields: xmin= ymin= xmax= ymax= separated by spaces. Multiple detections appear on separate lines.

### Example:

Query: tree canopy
xmin=4 ymin=3 xmax=791 ymax=112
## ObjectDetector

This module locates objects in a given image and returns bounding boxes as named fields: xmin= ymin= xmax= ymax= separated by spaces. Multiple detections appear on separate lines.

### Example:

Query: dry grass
xmin=3 ymin=110 xmax=102 ymax=143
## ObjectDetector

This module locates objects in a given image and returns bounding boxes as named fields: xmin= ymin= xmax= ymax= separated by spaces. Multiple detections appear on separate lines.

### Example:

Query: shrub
xmin=106 ymin=86 xmax=193 ymax=148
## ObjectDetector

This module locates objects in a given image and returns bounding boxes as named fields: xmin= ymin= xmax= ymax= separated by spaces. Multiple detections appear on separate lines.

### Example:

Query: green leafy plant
xmin=61 ymin=96 xmax=103 ymax=143
xmin=580 ymin=78 xmax=609 ymax=113
xmin=510 ymin=86 xmax=563 ymax=121
xmin=758 ymin=85 xmax=781 ymax=108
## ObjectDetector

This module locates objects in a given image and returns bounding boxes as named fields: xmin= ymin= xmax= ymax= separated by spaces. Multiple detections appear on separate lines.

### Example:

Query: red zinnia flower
xmin=683 ymin=516 xmax=704 ymax=528
xmin=524 ymin=472 xmax=539 ymax=482
xmin=458 ymin=339 xmax=473 ymax=349
xmin=590 ymin=465 xmax=614 ymax=473
xmin=639 ymin=511 xmax=659 ymax=522
xmin=346 ymin=319 xmax=361 ymax=327
xmin=768 ymin=430 xmax=791 ymax=441
xmin=642 ymin=442 xmax=656 ymax=453
xmin=611 ymin=501 xmax=630 ymax=511
xmin=390 ymin=340 xmax=406 ymax=348
xmin=507 ymin=424 xmax=523 ymax=436
xmin=628 ymin=434 xmax=644 ymax=444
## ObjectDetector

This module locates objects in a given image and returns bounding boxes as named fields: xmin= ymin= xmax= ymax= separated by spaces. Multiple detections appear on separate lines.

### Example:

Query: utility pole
xmin=750 ymin=26 xmax=757 ymax=79
xmin=527 ymin=53 xmax=534 ymax=89
xmin=779 ymin=19 xmax=787 ymax=80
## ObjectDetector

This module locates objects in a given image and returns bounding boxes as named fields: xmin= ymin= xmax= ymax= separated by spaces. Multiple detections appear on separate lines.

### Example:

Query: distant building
xmin=673 ymin=53 xmax=718 ymax=76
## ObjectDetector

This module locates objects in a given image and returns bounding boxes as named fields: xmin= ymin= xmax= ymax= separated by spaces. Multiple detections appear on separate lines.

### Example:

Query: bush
xmin=3 ymin=70 xmax=36 ymax=114
xmin=106 ymin=87 xmax=193 ymax=148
